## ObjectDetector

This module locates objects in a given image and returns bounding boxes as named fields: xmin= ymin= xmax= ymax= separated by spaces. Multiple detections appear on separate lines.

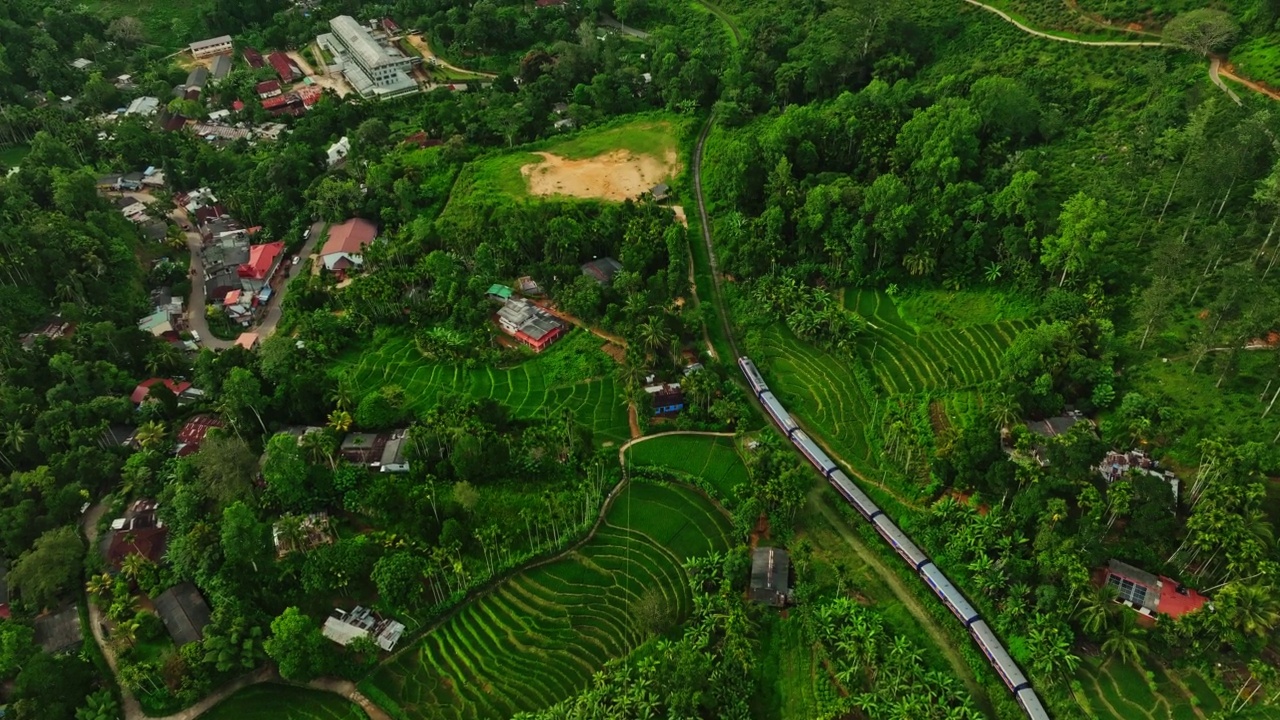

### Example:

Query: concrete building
xmin=318 ymin=16 xmax=417 ymax=100
xmin=190 ymin=35 xmax=233 ymax=59
xmin=496 ymin=298 xmax=563 ymax=353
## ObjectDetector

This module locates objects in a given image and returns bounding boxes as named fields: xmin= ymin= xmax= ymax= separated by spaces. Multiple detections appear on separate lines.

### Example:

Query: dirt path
xmin=628 ymin=404 xmax=642 ymax=439
xmin=1210 ymin=57 xmax=1245 ymax=106
xmin=307 ymin=678 xmax=390 ymax=720
xmin=80 ymin=501 xmax=145 ymax=720
xmin=404 ymin=34 xmax=496 ymax=79
xmin=529 ymin=299 xmax=627 ymax=348
xmin=617 ymin=430 xmax=735 ymax=466
xmin=1216 ymin=59 xmax=1280 ymax=101
xmin=806 ymin=486 xmax=990 ymax=709
xmin=961 ymin=0 xmax=1169 ymax=46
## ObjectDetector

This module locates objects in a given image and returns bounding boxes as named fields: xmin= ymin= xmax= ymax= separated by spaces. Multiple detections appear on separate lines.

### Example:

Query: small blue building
xmin=648 ymin=384 xmax=685 ymax=416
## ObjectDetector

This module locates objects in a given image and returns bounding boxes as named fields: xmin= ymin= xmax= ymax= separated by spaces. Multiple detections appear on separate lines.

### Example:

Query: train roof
xmin=829 ymin=470 xmax=880 ymax=516
xmin=971 ymin=620 xmax=1028 ymax=690
xmin=920 ymin=563 xmax=979 ymax=622
xmin=872 ymin=514 xmax=929 ymax=566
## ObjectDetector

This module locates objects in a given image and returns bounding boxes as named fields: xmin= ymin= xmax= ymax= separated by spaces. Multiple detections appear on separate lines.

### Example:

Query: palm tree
xmin=984 ymin=262 xmax=1003 ymax=283
xmin=1220 ymin=583 xmax=1280 ymax=639
xmin=134 ymin=420 xmax=167 ymax=450
xmin=120 ymin=553 xmax=150 ymax=583
xmin=1074 ymin=584 xmax=1118 ymax=637
xmin=1101 ymin=612 xmax=1148 ymax=665
xmin=986 ymin=392 xmax=1021 ymax=431
xmin=85 ymin=573 xmax=113 ymax=600
xmin=328 ymin=375 xmax=356 ymax=411
xmin=327 ymin=409 xmax=353 ymax=433
xmin=636 ymin=318 xmax=671 ymax=361
xmin=903 ymin=249 xmax=937 ymax=277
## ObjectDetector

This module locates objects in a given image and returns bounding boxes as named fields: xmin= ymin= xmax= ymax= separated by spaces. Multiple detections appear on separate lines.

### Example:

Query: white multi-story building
xmin=189 ymin=35 xmax=233 ymax=59
xmin=318 ymin=16 xmax=417 ymax=100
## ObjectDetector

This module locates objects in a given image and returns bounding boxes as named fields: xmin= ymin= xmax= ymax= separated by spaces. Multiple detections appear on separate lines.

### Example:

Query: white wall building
xmin=318 ymin=16 xmax=417 ymax=100
xmin=189 ymin=35 xmax=233 ymax=59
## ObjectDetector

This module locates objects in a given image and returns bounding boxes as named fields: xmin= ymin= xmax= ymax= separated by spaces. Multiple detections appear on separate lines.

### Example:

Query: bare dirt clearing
xmin=521 ymin=149 xmax=680 ymax=201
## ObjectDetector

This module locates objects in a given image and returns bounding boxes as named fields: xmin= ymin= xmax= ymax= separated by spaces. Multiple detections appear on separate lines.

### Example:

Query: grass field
xmin=364 ymin=481 xmax=733 ymax=720
xmin=332 ymin=330 xmax=631 ymax=445
xmin=0 ymin=145 xmax=30 ymax=169
xmin=81 ymin=0 xmax=210 ymax=50
xmin=626 ymin=434 xmax=750 ymax=500
xmin=1074 ymin=657 xmax=1226 ymax=720
xmin=203 ymin=684 xmax=365 ymax=720
xmin=450 ymin=116 xmax=684 ymax=204
xmin=1232 ymin=35 xmax=1280 ymax=94
xmin=847 ymin=289 xmax=1031 ymax=395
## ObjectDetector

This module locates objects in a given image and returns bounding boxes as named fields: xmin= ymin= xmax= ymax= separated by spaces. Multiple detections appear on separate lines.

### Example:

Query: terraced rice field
xmin=1075 ymin=658 xmax=1226 ymax=720
xmin=333 ymin=332 xmax=629 ymax=444
xmin=365 ymin=482 xmax=733 ymax=720
xmin=203 ymin=684 xmax=365 ymax=720
xmin=756 ymin=325 xmax=880 ymax=472
xmin=846 ymin=290 xmax=1030 ymax=394
xmin=626 ymin=434 xmax=750 ymax=499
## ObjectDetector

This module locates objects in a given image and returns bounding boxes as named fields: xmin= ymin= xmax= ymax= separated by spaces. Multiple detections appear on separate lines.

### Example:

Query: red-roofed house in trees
xmin=131 ymin=378 xmax=193 ymax=404
xmin=321 ymin=219 xmax=378 ymax=275
xmin=243 ymin=46 xmax=265 ymax=68
xmin=268 ymin=52 xmax=302 ymax=82
xmin=175 ymin=415 xmax=224 ymax=456
xmin=256 ymin=80 xmax=282 ymax=98
xmin=1104 ymin=559 xmax=1209 ymax=620
xmin=104 ymin=499 xmax=168 ymax=571
xmin=238 ymin=241 xmax=285 ymax=292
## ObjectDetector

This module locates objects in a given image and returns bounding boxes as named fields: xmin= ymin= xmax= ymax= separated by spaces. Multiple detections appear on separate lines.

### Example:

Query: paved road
xmin=599 ymin=14 xmax=650 ymax=39
xmin=961 ymin=0 xmax=1169 ymax=46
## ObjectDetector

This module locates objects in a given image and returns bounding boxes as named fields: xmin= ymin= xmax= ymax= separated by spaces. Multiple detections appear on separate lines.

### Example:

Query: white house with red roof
xmin=321 ymin=219 xmax=378 ymax=274
xmin=238 ymin=241 xmax=285 ymax=292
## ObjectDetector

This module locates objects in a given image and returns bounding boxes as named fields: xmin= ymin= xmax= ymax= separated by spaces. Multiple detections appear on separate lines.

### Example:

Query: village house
xmin=649 ymin=182 xmax=671 ymax=202
xmin=339 ymin=432 xmax=385 ymax=464
xmin=496 ymin=298 xmax=564 ymax=353
xmin=581 ymin=257 xmax=623 ymax=285
xmin=256 ymin=80 xmax=283 ymax=99
xmin=71 ymin=58 xmax=94 ymax=71
xmin=19 ymin=318 xmax=74 ymax=351
xmin=1097 ymin=449 xmax=1180 ymax=501
xmin=486 ymin=284 xmax=514 ymax=303
xmin=185 ymin=66 xmax=210 ymax=95
xmin=243 ymin=46 xmax=265 ymax=68
xmin=131 ymin=378 xmax=201 ymax=405
xmin=267 ymin=51 xmax=302 ymax=83
xmin=239 ymin=241 xmax=285 ymax=292
xmin=125 ymin=96 xmax=160 ymax=116
xmin=210 ymin=54 xmax=233 ymax=81
xmin=645 ymin=383 xmax=686 ymax=415
xmin=327 ymin=136 xmax=351 ymax=167
xmin=378 ymin=429 xmax=410 ymax=472
xmin=175 ymin=414 xmax=224 ymax=456
xmin=154 ymin=582 xmax=212 ymax=647
xmin=322 ymin=606 xmax=405 ymax=651
xmin=204 ymin=234 xmax=252 ymax=301
xmin=189 ymin=35 xmax=233 ymax=59
xmin=273 ymin=513 xmax=336 ymax=557
xmin=35 ymin=607 xmax=82 ymax=653
xmin=1003 ymin=410 xmax=1093 ymax=467
xmin=1103 ymin=559 xmax=1208 ymax=620
xmin=321 ymin=218 xmax=378 ymax=274
xmin=102 ymin=499 xmax=167 ymax=572
xmin=750 ymin=547 xmax=791 ymax=607
xmin=235 ymin=332 xmax=260 ymax=351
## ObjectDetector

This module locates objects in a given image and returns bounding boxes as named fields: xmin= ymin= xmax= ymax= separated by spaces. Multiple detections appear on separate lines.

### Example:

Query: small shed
xmin=153 ymin=582 xmax=212 ymax=646
xmin=649 ymin=182 xmax=671 ymax=202
xmin=581 ymin=257 xmax=623 ymax=285
xmin=750 ymin=547 xmax=790 ymax=607
xmin=34 ymin=607 xmax=82 ymax=653
xmin=486 ymin=284 xmax=514 ymax=302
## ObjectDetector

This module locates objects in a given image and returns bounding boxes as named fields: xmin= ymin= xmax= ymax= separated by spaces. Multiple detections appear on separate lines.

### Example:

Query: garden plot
xmin=333 ymin=332 xmax=630 ymax=445
xmin=364 ymin=482 xmax=733 ymax=720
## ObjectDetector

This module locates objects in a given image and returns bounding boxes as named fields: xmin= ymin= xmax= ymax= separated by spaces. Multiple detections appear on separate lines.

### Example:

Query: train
xmin=737 ymin=356 xmax=1051 ymax=720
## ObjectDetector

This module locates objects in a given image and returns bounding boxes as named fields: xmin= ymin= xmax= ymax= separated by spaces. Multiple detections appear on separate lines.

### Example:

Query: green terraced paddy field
xmin=333 ymin=332 xmax=630 ymax=445
xmin=364 ymin=482 xmax=733 ymax=720
xmin=846 ymin=289 xmax=1031 ymax=395
xmin=203 ymin=684 xmax=365 ymax=720
xmin=1075 ymin=658 xmax=1229 ymax=720
xmin=626 ymin=434 xmax=750 ymax=499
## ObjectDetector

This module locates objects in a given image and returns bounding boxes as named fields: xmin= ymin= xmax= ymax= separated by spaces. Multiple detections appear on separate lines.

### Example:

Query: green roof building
xmin=486 ymin=284 xmax=513 ymax=302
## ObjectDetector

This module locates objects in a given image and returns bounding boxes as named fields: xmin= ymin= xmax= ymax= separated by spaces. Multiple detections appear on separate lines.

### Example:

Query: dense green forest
xmin=2 ymin=0 xmax=1280 ymax=718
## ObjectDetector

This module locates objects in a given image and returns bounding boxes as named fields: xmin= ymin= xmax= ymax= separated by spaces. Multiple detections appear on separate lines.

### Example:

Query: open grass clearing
xmin=202 ymin=683 xmax=365 ymax=720
xmin=80 ymin=0 xmax=210 ymax=49
xmin=364 ymin=482 xmax=732 ymax=720
xmin=454 ymin=116 xmax=685 ymax=205
xmin=626 ymin=434 xmax=750 ymax=499
xmin=331 ymin=330 xmax=630 ymax=445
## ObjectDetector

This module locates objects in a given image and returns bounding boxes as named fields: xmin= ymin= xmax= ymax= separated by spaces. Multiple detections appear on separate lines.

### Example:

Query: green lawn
xmin=202 ymin=683 xmax=365 ymax=720
xmin=1231 ymin=35 xmax=1280 ymax=92
xmin=454 ymin=116 xmax=684 ymax=205
xmin=626 ymin=434 xmax=750 ymax=500
xmin=363 ymin=481 xmax=733 ymax=720
xmin=331 ymin=329 xmax=631 ymax=445
xmin=0 ymin=145 xmax=30 ymax=169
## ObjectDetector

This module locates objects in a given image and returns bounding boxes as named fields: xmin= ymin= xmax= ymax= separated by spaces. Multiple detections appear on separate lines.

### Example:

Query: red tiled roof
xmin=106 ymin=527 xmax=168 ymax=569
xmin=131 ymin=378 xmax=192 ymax=404
xmin=322 ymin=218 xmax=378 ymax=258
xmin=403 ymin=131 xmax=443 ymax=148
xmin=1157 ymin=576 xmax=1209 ymax=618
xmin=243 ymin=47 xmax=265 ymax=68
xmin=238 ymin=241 xmax=285 ymax=280
xmin=261 ymin=94 xmax=290 ymax=109
xmin=267 ymin=52 xmax=299 ymax=82
xmin=232 ymin=99 xmax=245 ymax=111
xmin=256 ymin=80 xmax=281 ymax=96
xmin=235 ymin=332 xmax=259 ymax=350
xmin=176 ymin=415 xmax=223 ymax=455
xmin=225 ymin=289 xmax=242 ymax=305
xmin=382 ymin=17 xmax=400 ymax=33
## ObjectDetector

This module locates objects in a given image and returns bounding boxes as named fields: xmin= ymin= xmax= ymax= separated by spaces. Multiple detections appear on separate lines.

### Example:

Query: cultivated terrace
xmin=0 ymin=0 xmax=1279 ymax=719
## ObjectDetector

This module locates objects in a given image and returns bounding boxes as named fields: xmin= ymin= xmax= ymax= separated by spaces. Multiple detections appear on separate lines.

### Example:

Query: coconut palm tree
xmin=1074 ymin=583 xmax=1119 ymax=637
xmin=986 ymin=392 xmax=1021 ymax=431
xmin=636 ymin=318 xmax=671 ymax=361
xmin=120 ymin=553 xmax=150 ymax=583
xmin=1101 ymin=612 xmax=1148 ymax=665
xmin=327 ymin=409 xmax=353 ymax=433
xmin=85 ymin=573 xmax=113 ymax=600
xmin=133 ymin=420 xmax=167 ymax=450
xmin=1220 ymin=582 xmax=1280 ymax=639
